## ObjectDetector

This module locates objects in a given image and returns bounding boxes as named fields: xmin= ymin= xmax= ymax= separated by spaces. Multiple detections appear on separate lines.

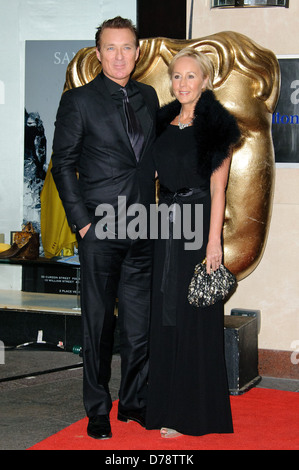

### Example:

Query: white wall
xmin=187 ymin=0 xmax=299 ymax=352
xmin=0 ymin=0 xmax=136 ymax=289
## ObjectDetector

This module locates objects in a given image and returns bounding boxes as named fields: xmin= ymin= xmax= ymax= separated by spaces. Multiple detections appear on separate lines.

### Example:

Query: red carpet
xmin=29 ymin=388 xmax=299 ymax=451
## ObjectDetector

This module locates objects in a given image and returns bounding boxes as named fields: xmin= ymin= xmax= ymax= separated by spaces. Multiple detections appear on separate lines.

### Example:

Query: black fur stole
xmin=157 ymin=90 xmax=241 ymax=176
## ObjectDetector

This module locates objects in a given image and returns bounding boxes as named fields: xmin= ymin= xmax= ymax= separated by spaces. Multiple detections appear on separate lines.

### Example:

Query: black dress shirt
xmin=100 ymin=72 xmax=149 ymax=142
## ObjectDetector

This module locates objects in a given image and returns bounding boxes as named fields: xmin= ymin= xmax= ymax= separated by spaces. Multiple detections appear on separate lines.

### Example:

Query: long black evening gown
xmin=146 ymin=124 xmax=233 ymax=436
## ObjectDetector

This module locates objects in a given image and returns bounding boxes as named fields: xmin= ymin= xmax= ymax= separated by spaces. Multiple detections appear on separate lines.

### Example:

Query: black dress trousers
xmin=78 ymin=224 xmax=152 ymax=418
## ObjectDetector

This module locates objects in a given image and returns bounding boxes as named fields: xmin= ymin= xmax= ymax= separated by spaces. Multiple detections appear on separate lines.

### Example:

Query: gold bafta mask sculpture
xmin=41 ymin=31 xmax=280 ymax=280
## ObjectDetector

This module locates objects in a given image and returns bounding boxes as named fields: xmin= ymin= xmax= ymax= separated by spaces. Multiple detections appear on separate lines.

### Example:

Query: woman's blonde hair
xmin=168 ymin=47 xmax=214 ymax=94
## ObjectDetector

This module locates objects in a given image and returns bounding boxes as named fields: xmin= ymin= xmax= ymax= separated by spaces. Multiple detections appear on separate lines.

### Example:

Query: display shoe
xmin=0 ymin=223 xmax=39 ymax=260
xmin=0 ymin=243 xmax=24 ymax=259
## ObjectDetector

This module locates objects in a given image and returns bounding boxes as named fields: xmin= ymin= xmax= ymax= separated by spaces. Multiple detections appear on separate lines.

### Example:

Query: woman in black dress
xmin=146 ymin=48 xmax=240 ymax=438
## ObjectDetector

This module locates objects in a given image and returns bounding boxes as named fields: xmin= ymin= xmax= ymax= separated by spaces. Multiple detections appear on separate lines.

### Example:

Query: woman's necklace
xmin=178 ymin=109 xmax=195 ymax=130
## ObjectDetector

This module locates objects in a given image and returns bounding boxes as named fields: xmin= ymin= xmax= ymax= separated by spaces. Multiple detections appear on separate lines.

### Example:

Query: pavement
xmin=0 ymin=349 xmax=298 ymax=450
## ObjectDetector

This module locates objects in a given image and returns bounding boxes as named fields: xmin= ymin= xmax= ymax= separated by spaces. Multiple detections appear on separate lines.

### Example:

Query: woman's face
xmin=171 ymin=56 xmax=209 ymax=108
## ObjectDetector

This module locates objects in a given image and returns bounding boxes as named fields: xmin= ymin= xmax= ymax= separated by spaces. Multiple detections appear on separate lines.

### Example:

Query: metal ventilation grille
xmin=211 ymin=0 xmax=289 ymax=7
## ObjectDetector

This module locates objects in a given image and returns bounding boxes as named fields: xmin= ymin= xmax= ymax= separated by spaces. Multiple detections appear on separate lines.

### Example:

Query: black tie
xmin=120 ymin=87 xmax=144 ymax=161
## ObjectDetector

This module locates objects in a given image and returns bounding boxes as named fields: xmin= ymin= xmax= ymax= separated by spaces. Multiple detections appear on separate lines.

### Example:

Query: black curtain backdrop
xmin=137 ymin=0 xmax=187 ymax=39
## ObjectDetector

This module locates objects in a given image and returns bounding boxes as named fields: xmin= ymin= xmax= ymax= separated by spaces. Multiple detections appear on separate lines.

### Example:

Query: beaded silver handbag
xmin=188 ymin=259 xmax=237 ymax=308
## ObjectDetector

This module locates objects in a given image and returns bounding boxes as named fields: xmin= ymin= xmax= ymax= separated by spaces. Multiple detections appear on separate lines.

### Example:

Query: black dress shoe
xmin=117 ymin=409 xmax=146 ymax=428
xmin=87 ymin=415 xmax=112 ymax=440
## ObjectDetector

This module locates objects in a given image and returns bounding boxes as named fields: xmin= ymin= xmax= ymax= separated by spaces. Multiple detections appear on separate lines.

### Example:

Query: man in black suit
xmin=51 ymin=17 xmax=159 ymax=439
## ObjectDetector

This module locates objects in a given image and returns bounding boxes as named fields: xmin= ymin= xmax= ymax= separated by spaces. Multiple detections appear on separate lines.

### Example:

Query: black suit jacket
xmin=51 ymin=73 xmax=159 ymax=232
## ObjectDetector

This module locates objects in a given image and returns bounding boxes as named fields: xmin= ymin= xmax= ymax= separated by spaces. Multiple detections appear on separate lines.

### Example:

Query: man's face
xmin=97 ymin=28 xmax=139 ymax=86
